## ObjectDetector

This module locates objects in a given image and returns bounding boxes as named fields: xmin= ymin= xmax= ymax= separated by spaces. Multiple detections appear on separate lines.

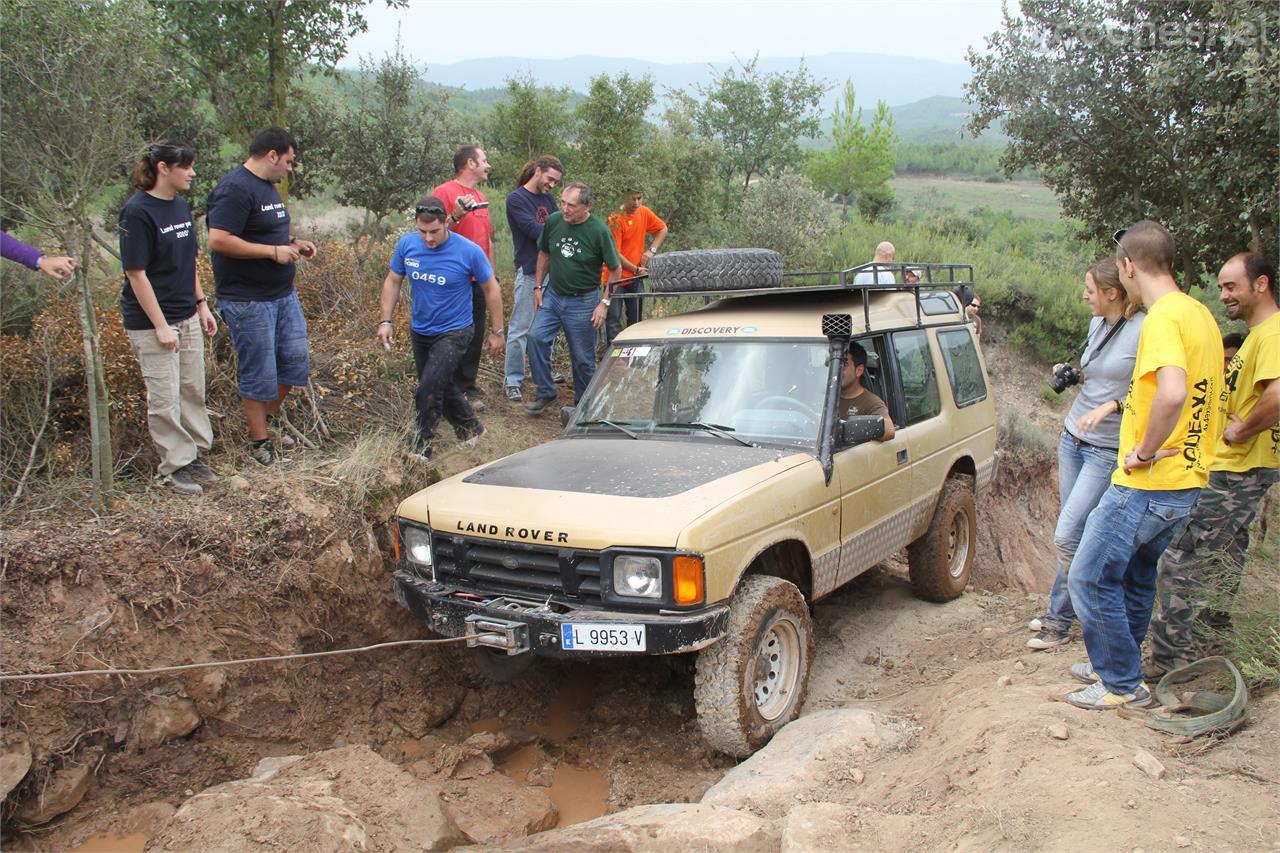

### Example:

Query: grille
xmin=431 ymin=532 xmax=603 ymax=602
xmin=822 ymin=312 xmax=853 ymax=340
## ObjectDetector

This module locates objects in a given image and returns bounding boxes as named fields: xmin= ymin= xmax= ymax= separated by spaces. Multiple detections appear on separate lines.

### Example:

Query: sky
xmin=341 ymin=0 xmax=1009 ymax=68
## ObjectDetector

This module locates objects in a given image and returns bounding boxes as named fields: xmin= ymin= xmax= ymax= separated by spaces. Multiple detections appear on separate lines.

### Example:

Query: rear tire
xmin=647 ymin=248 xmax=784 ymax=293
xmin=694 ymin=575 xmax=814 ymax=757
xmin=907 ymin=475 xmax=976 ymax=602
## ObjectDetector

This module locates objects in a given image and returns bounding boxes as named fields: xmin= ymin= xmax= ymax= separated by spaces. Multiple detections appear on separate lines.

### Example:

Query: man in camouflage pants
xmin=1146 ymin=252 xmax=1280 ymax=678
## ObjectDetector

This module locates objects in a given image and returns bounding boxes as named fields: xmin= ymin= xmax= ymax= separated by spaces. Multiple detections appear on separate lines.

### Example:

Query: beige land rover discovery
xmin=393 ymin=249 xmax=999 ymax=757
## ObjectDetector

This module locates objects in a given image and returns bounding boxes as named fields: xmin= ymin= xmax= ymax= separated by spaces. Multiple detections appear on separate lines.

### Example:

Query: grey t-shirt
xmin=1063 ymin=312 xmax=1145 ymax=449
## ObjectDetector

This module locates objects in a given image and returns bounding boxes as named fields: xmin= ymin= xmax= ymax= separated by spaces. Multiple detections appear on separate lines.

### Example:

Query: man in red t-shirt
xmin=603 ymin=189 xmax=667 ymax=344
xmin=433 ymin=146 xmax=497 ymax=404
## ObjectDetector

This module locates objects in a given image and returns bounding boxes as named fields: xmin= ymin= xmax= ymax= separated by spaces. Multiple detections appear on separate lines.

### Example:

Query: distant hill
xmin=418 ymin=51 xmax=970 ymax=112
xmin=805 ymin=96 xmax=1009 ymax=147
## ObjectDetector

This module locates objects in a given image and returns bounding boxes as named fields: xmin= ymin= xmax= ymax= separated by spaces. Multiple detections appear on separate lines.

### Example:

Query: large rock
xmin=701 ymin=709 xmax=896 ymax=819
xmin=442 ymin=771 xmax=558 ymax=843
xmin=503 ymin=803 xmax=778 ymax=852
xmin=13 ymin=750 xmax=99 ymax=826
xmin=0 ymin=732 xmax=32 ymax=799
xmin=128 ymin=696 xmax=201 ymax=750
xmin=149 ymin=745 xmax=467 ymax=852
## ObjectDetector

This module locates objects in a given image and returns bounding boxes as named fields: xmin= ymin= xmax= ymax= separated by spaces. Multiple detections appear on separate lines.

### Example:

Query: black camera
xmin=1049 ymin=363 xmax=1082 ymax=394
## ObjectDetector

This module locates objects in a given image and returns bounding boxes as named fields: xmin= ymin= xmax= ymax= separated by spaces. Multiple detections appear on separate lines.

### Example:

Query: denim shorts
xmin=218 ymin=290 xmax=310 ymax=401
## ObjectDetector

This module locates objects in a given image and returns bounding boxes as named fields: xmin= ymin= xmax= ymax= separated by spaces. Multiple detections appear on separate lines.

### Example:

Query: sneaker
xmin=505 ymin=385 xmax=523 ymax=402
xmin=1028 ymin=617 xmax=1043 ymax=632
xmin=552 ymin=371 xmax=567 ymax=385
xmin=1064 ymin=680 xmax=1151 ymax=710
xmin=1027 ymin=629 xmax=1070 ymax=650
xmin=524 ymin=395 xmax=558 ymax=415
xmin=184 ymin=457 xmax=218 ymax=486
xmin=268 ymin=417 xmax=297 ymax=450
xmin=460 ymin=425 xmax=487 ymax=447
xmin=162 ymin=467 xmax=203 ymax=496
xmin=1068 ymin=662 xmax=1100 ymax=684
xmin=249 ymin=439 xmax=278 ymax=466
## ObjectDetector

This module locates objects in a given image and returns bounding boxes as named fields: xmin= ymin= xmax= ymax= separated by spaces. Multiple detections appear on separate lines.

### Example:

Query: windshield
xmin=568 ymin=341 xmax=830 ymax=449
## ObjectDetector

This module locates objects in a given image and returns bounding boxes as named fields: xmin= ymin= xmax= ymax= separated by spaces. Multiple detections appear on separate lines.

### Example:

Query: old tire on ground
xmin=907 ymin=475 xmax=976 ymax=602
xmin=694 ymin=575 xmax=814 ymax=757
xmin=647 ymin=248 xmax=784 ymax=293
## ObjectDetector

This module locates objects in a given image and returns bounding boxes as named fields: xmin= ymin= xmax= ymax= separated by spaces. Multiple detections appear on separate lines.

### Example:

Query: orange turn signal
xmin=673 ymin=556 xmax=705 ymax=605
xmin=391 ymin=523 xmax=401 ymax=563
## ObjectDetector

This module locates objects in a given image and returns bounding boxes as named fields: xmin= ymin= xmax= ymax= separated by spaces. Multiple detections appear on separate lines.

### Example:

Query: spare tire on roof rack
xmin=646 ymin=248 xmax=784 ymax=293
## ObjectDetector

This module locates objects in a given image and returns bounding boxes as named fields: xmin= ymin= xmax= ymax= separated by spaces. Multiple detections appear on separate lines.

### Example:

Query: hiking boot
xmin=1028 ymin=617 xmax=1044 ymax=632
xmin=1142 ymin=657 xmax=1196 ymax=684
xmin=460 ymin=425 xmax=487 ymax=448
xmin=505 ymin=385 xmax=523 ymax=403
xmin=1064 ymin=680 xmax=1151 ymax=710
xmin=1027 ymin=629 xmax=1070 ymax=650
xmin=162 ymin=467 xmax=203 ymax=496
xmin=249 ymin=438 xmax=279 ymax=466
xmin=524 ymin=394 xmax=558 ymax=415
xmin=1068 ymin=662 xmax=1100 ymax=684
xmin=184 ymin=457 xmax=218 ymax=486
xmin=552 ymin=371 xmax=567 ymax=385
xmin=464 ymin=389 xmax=486 ymax=413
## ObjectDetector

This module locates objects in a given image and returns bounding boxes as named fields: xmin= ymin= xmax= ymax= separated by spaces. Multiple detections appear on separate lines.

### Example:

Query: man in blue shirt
xmin=377 ymin=197 xmax=505 ymax=461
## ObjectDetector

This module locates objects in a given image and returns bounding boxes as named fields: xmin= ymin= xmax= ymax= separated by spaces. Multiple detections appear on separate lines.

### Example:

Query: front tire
xmin=694 ymin=575 xmax=814 ymax=757
xmin=907 ymin=475 xmax=976 ymax=602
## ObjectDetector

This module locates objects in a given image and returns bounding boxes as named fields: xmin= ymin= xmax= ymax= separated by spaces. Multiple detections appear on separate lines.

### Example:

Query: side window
xmin=852 ymin=335 xmax=896 ymax=420
xmin=891 ymin=330 xmax=941 ymax=425
xmin=937 ymin=327 xmax=987 ymax=407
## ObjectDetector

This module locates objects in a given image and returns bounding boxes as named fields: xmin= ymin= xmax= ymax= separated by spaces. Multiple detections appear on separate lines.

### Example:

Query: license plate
xmin=561 ymin=623 xmax=646 ymax=652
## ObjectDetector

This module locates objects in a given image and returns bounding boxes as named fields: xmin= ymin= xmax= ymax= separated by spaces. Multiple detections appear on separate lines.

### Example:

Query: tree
xmin=967 ymin=0 xmax=1278 ymax=283
xmin=689 ymin=56 xmax=827 ymax=197
xmin=486 ymin=73 xmax=574 ymax=189
xmin=641 ymin=101 xmax=724 ymax=249
xmin=0 ymin=0 xmax=178 ymax=511
xmin=150 ymin=0 xmax=405 ymax=202
xmin=574 ymin=73 xmax=655 ymax=211
xmin=306 ymin=43 xmax=462 ymax=254
xmin=809 ymin=81 xmax=898 ymax=220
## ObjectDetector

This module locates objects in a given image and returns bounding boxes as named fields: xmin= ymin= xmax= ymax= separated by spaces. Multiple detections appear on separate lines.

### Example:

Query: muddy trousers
xmin=127 ymin=313 xmax=214 ymax=476
xmin=411 ymin=326 xmax=482 ymax=448
xmin=1147 ymin=467 xmax=1278 ymax=668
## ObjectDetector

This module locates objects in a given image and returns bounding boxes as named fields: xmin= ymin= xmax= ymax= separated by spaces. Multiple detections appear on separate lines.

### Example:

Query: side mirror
xmin=840 ymin=416 xmax=885 ymax=446
xmin=560 ymin=406 xmax=576 ymax=427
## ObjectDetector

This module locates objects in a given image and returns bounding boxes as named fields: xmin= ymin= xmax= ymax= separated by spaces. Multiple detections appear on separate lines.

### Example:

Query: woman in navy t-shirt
xmin=119 ymin=141 xmax=218 ymax=496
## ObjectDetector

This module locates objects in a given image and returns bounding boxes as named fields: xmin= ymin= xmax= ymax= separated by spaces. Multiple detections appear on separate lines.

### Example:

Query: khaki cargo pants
xmin=126 ymin=313 xmax=213 ymax=476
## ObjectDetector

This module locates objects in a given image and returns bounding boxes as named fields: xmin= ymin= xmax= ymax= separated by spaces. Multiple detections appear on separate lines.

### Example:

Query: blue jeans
xmin=1067 ymin=484 xmax=1199 ymax=692
xmin=1043 ymin=432 xmax=1119 ymax=632
xmin=605 ymin=280 xmax=644 ymax=345
xmin=528 ymin=288 xmax=598 ymax=402
xmin=504 ymin=269 xmax=543 ymax=387
xmin=218 ymin=291 xmax=310 ymax=401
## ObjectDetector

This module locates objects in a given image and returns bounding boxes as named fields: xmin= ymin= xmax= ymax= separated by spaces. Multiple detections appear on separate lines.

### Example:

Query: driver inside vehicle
xmin=840 ymin=342 xmax=895 ymax=441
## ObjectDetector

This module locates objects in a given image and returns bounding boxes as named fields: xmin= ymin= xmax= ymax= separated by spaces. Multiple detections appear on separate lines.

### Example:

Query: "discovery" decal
xmin=665 ymin=325 xmax=759 ymax=335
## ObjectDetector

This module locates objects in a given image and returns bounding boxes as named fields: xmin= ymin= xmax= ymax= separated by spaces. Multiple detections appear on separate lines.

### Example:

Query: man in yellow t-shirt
xmin=1063 ymin=221 xmax=1224 ymax=711
xmin=1146 ymin=252 xmax=1279 ymax=676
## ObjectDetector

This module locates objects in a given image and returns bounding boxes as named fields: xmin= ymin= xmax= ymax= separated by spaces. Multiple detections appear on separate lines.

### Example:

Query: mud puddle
xmin=472 ymin=667 xmax=609 ymax=827
xmin=69 ymin=832 xmax=150 ymax=853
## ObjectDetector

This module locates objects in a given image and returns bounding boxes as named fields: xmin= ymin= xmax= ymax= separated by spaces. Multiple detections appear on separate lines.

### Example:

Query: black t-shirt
xmin=206 ymin=164 xmax=294 ymax=301
xmin=118 ymin=191 xmax=198 ymax=331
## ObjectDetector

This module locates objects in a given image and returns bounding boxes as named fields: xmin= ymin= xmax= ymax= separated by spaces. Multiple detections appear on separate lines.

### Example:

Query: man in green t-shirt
xmin=525 ymin=181 xmax=621 ymax=414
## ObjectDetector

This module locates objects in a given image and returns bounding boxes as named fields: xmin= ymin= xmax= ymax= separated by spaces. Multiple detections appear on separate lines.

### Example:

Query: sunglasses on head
xmin=415 ymin=203 xmax=446 ymax=216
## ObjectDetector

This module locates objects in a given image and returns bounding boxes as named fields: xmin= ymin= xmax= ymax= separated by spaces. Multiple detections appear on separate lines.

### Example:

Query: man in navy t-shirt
xmin=206 ymin=126 xmax=318 ymax=466
xmin=503 ymin=155 xmax=563 ymax=401
xmin=376 ymin=197 xmax=505 ymax=461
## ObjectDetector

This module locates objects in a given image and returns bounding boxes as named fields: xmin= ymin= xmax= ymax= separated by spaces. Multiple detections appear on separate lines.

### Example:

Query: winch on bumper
xmin=392 ymin=570 xmax=730 ymax=658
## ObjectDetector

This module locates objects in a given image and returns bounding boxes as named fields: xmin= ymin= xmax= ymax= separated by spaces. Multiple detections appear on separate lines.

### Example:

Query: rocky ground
xmin=1 ymin=334 xmax=1276 ymax=851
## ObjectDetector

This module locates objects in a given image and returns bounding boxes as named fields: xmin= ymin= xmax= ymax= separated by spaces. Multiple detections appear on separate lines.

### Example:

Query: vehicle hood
xmin=399 ymin=438 xmax=812 ymax=550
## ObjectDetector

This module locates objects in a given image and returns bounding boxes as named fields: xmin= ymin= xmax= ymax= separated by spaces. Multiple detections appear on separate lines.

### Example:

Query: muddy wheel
xmin=646 ymin=248 xmax=784 ymax=293
xmin=907 ymin=475 xmax=976 ymax=602
xmin=694 ymin=575 xmax=814 ymax=757
xmin=469 ymin=648 xmax=535 ymax=683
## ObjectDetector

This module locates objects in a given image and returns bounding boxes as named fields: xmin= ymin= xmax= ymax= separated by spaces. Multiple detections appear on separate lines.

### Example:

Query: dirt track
xmin=2 ymin=335 xmax=1277 ymax=850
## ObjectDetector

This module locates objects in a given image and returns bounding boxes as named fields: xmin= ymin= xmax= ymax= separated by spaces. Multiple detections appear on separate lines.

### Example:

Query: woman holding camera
xmin=1028 ymin=258 xmax=1144 ymax=649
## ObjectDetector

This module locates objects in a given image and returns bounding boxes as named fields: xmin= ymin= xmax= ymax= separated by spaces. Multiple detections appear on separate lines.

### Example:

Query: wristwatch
xmin=600 ymin=297 xmax=612 ymax=307
xmin=490 ymin=327 xmax=506 ymax=336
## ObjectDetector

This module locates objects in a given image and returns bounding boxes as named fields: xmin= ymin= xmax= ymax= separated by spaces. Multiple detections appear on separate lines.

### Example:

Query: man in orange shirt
xmin=603 ymin=188 xmax=667 ymax=345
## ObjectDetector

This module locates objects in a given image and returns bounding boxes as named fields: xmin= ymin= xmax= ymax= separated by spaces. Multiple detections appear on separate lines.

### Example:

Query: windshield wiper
xmin=656 ymin=421 xmax=755 ymax=447
xmin=576 ymin=419 xmax=640 ymax=439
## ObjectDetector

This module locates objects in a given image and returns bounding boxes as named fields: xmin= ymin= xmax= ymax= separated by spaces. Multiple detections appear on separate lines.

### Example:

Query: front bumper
xmin=393 ymin=570 xmax=729 ymax=658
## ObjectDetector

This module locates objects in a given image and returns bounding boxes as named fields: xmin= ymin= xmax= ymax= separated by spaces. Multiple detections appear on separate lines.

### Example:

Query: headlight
xmin=613 ymin=555 xmax=661 ymax=598
xmin=402 ymin=525 xmax=433 ymax=568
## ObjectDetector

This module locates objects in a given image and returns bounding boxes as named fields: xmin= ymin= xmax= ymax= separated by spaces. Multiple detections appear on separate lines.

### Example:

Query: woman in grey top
xmin=1028 ymin=258 xmax=1144 ymax=649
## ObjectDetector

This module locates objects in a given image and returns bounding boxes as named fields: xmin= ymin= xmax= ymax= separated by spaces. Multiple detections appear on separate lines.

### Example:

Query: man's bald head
xmin=874 ymin=241 xmax=895 ymax=262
